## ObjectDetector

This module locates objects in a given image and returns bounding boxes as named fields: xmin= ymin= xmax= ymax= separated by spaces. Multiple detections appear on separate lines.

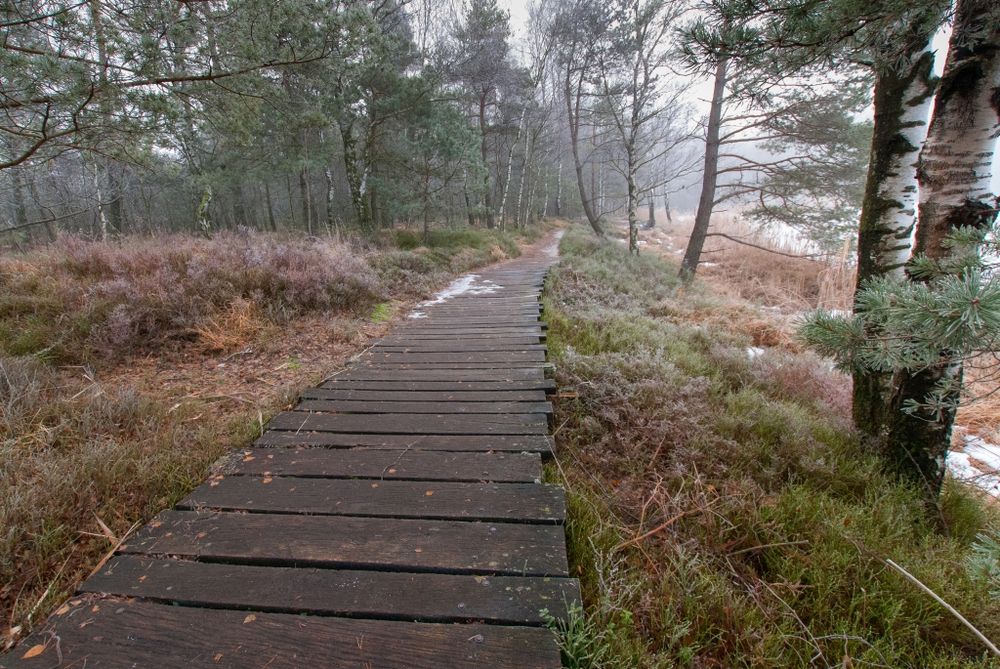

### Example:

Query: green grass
xmin=544 ymin=225 xmax=1000 ymax=668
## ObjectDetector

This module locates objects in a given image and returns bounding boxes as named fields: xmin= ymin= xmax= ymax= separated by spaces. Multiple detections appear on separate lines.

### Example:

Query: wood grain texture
xmin=253 ymin=431 xmax=556 ymax=454
xmin=265 ymin=411 xmax=550 ymax=435
xmin=293 ymin=399 xmax=553 ymax=414
xmin=300 ymin=388 xmax=549 ymax=402
xmin=121 ymin=510 xmax=570 ymax=576
xmin=319 ymin=379 xmax=557 ymax=392
xmin=179 ymin=477 xmax=566 ymax=523
xmin=229 ymin=448 xmax=543 ymax=482
xmin=84 ymin=556 xmax=581 ymax=624
xmin=3 ymin=597 xmax=561 ymax=669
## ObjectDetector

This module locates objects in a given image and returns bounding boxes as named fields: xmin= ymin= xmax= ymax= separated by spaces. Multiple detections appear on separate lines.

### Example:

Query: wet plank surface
xmin=2 ymin=234 xmax=573 ymax=669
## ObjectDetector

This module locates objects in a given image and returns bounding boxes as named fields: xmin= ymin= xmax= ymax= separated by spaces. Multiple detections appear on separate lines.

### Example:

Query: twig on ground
xmin=85 ymin=520 xmax=140 ymax=580
xmin=728 ymin=540 xmax=810 ymax=557
xmin=885 ymin=559 xmax=1000 ymax=658
xmin=612 ymin=508 xmax=699 ymax=553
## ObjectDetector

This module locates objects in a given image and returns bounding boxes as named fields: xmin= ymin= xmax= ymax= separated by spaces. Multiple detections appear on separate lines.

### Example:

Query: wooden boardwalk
xmin=2 ymin=239 xmax=576 ymax=668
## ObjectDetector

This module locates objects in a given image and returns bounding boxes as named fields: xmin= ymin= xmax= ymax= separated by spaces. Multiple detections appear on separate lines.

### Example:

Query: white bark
xmin=916 ymin=26 xmax=1000 ymax=239
xmin=876 ymin=44 xmax=936 ymax=276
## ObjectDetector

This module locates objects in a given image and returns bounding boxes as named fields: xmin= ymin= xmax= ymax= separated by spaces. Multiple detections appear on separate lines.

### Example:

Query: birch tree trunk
xmin=680 ymin=57 xmax=727 ymax=281
xmin=883 ymin=0 xmax=1000 ymax=498
xmin=555 ymin=157 xmax=562 ymax=217
xmin=852 ymin=35 xmax=938 ymax=438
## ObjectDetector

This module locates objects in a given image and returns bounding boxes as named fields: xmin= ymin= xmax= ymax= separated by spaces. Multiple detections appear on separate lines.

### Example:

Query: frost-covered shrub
xmin=0 ymin=232 xmax=380 ymax=358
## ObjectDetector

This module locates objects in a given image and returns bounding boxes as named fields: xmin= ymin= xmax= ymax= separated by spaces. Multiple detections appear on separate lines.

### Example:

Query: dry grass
xmin=639 ymin=212 xmax=855 ymax=313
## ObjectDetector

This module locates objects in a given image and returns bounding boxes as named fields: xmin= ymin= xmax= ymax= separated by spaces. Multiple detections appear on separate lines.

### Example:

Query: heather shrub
xmin=0 ymin=232 xmax=379 ymax=360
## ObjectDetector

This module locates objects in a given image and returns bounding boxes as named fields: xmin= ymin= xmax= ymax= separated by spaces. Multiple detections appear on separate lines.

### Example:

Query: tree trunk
xmin=884 ymin=0 xmax=1000 ymax=499
xmin=339 ymin=120 xmax=372 ymax=230
xmin=463 ymin=170 xmax=476 ymax=227
xmin=88 ymin=0 xmax=124 ymax=236
xmin=626 ymin=170 xmax=639 ymax=255
xmin=555 ymin=156 xmax=562 ymax=217
xmin=514 ymin=128 xmax=530 ymax=230
xmin=680 ymin=57 xmax=728 ymax=281
xmin=663 ymin=194 xmax=672 ymax=223
xmin=852 ymin=37 xmax=938 ymax=438
xmin=646 ymin=199 xmax=655 ymax=229
xmin=324 ymin=168 xmax=338 ymax=236
xmin=263 ymin=181 xmax=278 ymax=231
xmin=479 ymin=91 xmax=495 ymax=229
xmin=499 ymin=106 xmax=528 ymax=229
xmin=11 ymin=167 xmax=29 ymax=231
xmin=564 ymin=62 xmax=602 ymax=236
xmin=299 ymin=168 xmax=312 ymax=234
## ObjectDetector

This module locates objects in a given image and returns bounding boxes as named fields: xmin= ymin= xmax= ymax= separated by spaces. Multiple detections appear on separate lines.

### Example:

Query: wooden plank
xmin=230 ymin=448 xmax=543 ymax=482
xmin=121 ymin=510 xmax=570 ymax=576
xmin=253 ymin=432 xmax=555 ymax=454
xmin=387 ymin=335 xmax=546 ymax=344
xmin=376 ymin=339 xmax=545 ymax=349
xmin=393 ymin=329 xmax=546 ymax=338
xmin=333 ymin=368 xmax=545 ymax=381
xmin=363 ymin=351 xmax=546 ymax=364
xmin=402 ymin=320 xmax=543 ymax=328
xmin=293 ymin=400 xmax=553 ymax=414
xmin=265 ymin=411 xmax=549 ymax=435
xmin=4 ymin=597 xmax=561 ymax=669
xmin=320 ymin=379 xmax=556 ymax=392
xmin=300 ymin=388 xmax=549 ymax=402
xmin=83 ymin=556 xmax=581 ymax=625
xmin=362 ymin=362 xmax=550 ymax=370
xmin=399 ymin=324 xmax=546 ymax=332
xmin=180 ymin=477 xmax=565 ymax=523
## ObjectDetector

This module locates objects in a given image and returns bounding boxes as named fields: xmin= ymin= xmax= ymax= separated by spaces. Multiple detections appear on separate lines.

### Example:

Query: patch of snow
xmin=406 ymin=273 xmax=503 ymax=318
xmin=948 ymin=433 xmax=1000 ymax=497
xmin=948 ymin=451 xmax=1000 ymax=497
xmin=746 ymin=346 xmax=766 ymax=359
xmin=961 ymin=435 xmax=1000 ymax=472
xmin=701 ymin=262 xmax=718 ymax=267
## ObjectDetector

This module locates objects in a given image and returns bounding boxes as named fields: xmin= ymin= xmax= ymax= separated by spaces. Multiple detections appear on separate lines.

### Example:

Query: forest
xmin=2 ymin=0 xmax=1000 ymax=666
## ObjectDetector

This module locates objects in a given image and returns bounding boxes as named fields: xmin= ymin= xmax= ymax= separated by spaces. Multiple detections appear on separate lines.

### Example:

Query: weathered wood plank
xmin=363 ymin=351 xmax=546 ymax=364
xmin=333 ymin=368 xmax=545 ymax=381
xmin=83 ymin=556 xmax=581 ymax=625
xmin=4 ymin=597 xmax=561 ymax=669
xmin=180 ymin=477 xmax=565 ymax=523
xmin=362 ymin=362 xmax=551 ymax=370
xmin=400 ymin=323 xmax=547 ymax=330
xmin=266 ymin=411 xmax=549 ymax=435
xmin=294 ymin=400 xmax=552 ymax=414
xmin=253 ymin=432 xmax=555 ymax=454
xmin=319 ymin=379 xmax=556 ymax=391
xmin=121 ymin=510 xmax=570 ymax=576
xmin=300 ymin=388 xmax=549 ymax=402
xmin=375 ymin=340 xmax=545 ymax=350
xmin=230 ymin=448 xmax=543 ymax=482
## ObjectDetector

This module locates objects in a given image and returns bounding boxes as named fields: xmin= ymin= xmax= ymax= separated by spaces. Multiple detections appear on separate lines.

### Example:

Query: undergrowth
xmin=545 ymin=224 xmax=1000 ymax=668
xmin=0 ymin=225 xmax=531 ymax=364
